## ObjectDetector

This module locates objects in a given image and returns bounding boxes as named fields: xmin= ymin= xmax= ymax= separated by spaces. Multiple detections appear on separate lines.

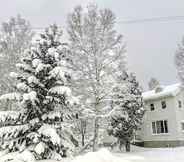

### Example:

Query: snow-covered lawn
xmin=1 ymin=146 xmax=184 ymax=162
xmin=115 ymin=145 xmax=184 ymax=162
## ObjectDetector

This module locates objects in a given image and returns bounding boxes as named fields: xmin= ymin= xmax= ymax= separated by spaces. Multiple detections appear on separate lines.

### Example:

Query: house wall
xmin=143 ymin=140 xmax=184 ymax=147
xmin=141 ymin=96 xmax=180 ymax=143
xmin=174 ymin=91 xmax=184 ymax=140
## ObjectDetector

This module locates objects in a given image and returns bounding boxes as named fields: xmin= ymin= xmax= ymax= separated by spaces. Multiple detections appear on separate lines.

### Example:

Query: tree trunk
xmin=92 ymin=117 xmax=99 ymax=151
xmin=119 ymin=139 xmax=123 ymax=151
xmin=80 ymin=119 xmax=86 ymax=146
xmin=125 ymin=140 xmax=130 ymax=152
xmin=82 ymin=133 xmax=85 ymax=146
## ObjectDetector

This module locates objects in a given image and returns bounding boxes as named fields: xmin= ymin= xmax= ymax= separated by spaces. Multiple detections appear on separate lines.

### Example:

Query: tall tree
xmin=108 ymin=71 xmax=144 ymax=152
xmin=0 ymin=25 xmax=77 ymax=160
xmin=148 ymin=77 xmax=160 ymax=90
xmin=67 ymin=4 xmax=126 ymax=150
xmin=0 ymin=15 xmax=33 ymax=96
xmin=175 ymin=37 xmax=184 ymax=85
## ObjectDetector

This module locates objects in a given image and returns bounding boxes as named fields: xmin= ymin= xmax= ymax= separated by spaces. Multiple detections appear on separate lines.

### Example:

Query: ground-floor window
xmin=152 ymin=120 xmax=168 ymax=134
xmin=181 ymin=122 xmax=184 ymax=131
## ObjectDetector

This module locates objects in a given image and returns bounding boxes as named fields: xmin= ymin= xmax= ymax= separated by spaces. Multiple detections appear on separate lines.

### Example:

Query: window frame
xmin=151 ymin=120 xmax=169 ymax=135
xmin=161 ymin=101 xmax=166 ymax=109
xmin=150 ymin=103 xmax=155 ymax=111
xmin=181 ymin=122 xmax=184 ymax=131
xmin=178 ymin=100 xmax=182 ymax=108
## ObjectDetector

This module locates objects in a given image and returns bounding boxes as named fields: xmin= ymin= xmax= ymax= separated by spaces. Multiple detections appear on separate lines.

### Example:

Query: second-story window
xmin=150 ymin=103 xmax=155 ymax=111
xmin=178 ymin=100 xmax=182 ymax=108
xmin=161 ymin=101 xmax=166 ymax=109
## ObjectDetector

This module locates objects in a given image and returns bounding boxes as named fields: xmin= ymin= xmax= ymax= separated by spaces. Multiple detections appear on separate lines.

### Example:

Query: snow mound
xmin=72 ymin=148 xmax=128 ymax=162
xmin=34 ymin=142 xmax=46 ymax=155
xmin=16 ymin=150 xmax=35 ymax=162
xmin=0 ymin=150 xmax=35 ymax=162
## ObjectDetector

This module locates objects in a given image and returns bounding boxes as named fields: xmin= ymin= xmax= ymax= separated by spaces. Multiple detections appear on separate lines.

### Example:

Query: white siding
xmin=141 ymin=96 xmax=179 ymax=141
xmin=174 ymin=91 xmax=184 ymax=140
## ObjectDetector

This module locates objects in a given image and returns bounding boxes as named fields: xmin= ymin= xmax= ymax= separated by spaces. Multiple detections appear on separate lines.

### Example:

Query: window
xmin=150 ymin=103 xmax=155 ymax=111
xmin=152 ymin=120 xmax=168 ymax=134
xmin=178 ymin=100 xmax=182 ymax=108
xmin=152 ymin=122 xmax=156 ymax=134
xmin=161 ymin=101 xmax=166 ymax=109
xmin=164 ymin=120 xmax=168 ymax=133
xmin=181 ymin=122 xmax=184 ymax=131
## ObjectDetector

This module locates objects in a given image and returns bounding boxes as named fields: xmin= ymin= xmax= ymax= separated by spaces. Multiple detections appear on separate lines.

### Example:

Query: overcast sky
xmin=0 ymin=0 xmax=184 ymax=89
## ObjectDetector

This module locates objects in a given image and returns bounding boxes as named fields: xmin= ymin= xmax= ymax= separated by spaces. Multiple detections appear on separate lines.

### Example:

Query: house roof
xmin=142 ymin=83 xmax=181 ymax=101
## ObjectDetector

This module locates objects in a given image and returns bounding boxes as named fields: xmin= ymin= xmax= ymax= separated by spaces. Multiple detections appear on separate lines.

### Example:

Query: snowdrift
xmin=72 ymin=148 xmax=128 ymax=162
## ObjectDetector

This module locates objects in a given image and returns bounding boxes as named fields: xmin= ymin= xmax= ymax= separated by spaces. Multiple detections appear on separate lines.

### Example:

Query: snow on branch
xmin=49 ymin=86 xmax=71 ymax=96
xmin=27 ymin=75 xmax=39 ymax=84
xmin=0 ymin=111 xmax=24 ymax=125
xmin=48 ymin=66 xmax=69 ymax=81
xmin=0 ymin=93 xmax=21 ymax=101
xmin=23 ymin=91 xmax=38 ymax=104
xmin=32 ymin=58 xmax=42 ymax=68
xmin=16 ymin=82 xmax=30 ymax=92
xmin=42 ymin=111 xmax=77 ymax=123
xmin=35 ymin=63 xmax=51 ymax=73
xmin=9 ymin=72 xmax=19 ymax=79
xmin=16 ymin=63 xmax=32 ymax=73
xmin=42 ymin=111 xmax=63 ymax=123
xmin=38 ymin=124 xmax=61 ymax=146
xmin=0 ymin=124 xmax=29 ymax=140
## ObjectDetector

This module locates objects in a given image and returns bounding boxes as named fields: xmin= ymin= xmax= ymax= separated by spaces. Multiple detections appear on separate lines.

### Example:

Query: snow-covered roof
xmin=142 ymin=83 xmax=181 ymax=101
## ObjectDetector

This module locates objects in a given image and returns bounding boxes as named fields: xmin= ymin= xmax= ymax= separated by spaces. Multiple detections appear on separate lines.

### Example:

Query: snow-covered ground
xmin=115 ymin=145 xmax=184 ymax=162
xmin=1 ymin=146 xmax=184 ymax=162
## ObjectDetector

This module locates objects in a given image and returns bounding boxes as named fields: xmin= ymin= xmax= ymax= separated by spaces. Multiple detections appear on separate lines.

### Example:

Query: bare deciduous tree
xmin=0 ymin=15 xmax=33 ymax=109
xmin=67 ymin=4 xmax=126 ymax=151
xmin=175 ymin=37 xmax=184 ymax=86
xmin=0 ymin=15 xmax=33 ymax=93
xmin=148 ymin=77 xmax=160 ymax=90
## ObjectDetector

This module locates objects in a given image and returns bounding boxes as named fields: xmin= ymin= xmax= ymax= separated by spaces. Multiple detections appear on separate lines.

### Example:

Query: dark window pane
xmin=150 ymin=103 xmax=155 ymax=111
xmin=161 ymin=101 xmax=166 ymax=109
xmin=181 ymin=123 xmax=184 ymax=130
xmin=178 ymin=101 xmax=182 ymax=108
xmin=156 ymin=121 xmax=162 ymax=133
xmin=164 ymin=120 xmax=168 ymax=133
xmin=152 ymin=122 xmax=156 ymax=134
xmin=161 ymin=121 xmax=165 ymax=133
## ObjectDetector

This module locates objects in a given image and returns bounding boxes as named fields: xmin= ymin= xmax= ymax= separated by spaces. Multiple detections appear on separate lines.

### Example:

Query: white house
xmin=140 ymin=83 xmax=184 ymax=147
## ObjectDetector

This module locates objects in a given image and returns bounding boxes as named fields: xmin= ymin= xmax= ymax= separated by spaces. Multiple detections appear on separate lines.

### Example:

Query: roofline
xmin=143 ymin=93 xmax=175 ymax=102
xmin=142 ymin=83 xmax=181 ymax=101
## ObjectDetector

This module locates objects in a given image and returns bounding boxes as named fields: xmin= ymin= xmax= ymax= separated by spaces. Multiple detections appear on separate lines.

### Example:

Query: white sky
xmin=0 ymin=0 xmax=184 ymax=89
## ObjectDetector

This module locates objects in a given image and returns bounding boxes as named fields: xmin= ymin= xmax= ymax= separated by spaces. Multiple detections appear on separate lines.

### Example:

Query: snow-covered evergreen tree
xmin=0 ymin=24 xmax=78 ymax=160
xmin=108 ymin=71 xmax=144 ymax=152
